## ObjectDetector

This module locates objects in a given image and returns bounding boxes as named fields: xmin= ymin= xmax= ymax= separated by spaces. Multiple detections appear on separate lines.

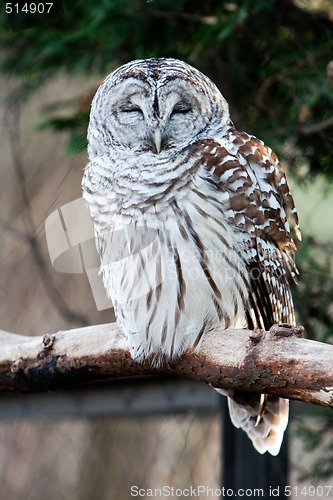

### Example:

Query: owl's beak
xmin=152 ymin=128 xmax=162 ymax=154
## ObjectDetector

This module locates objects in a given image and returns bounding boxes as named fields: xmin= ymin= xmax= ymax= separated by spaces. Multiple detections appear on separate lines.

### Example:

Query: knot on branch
xmin=42 ymin=334 xmax=56 ymax=350
xmin=11 ymin=357 xmax=24 ymax=373
xmin=269 ymin=323 xmax=304 ymax=338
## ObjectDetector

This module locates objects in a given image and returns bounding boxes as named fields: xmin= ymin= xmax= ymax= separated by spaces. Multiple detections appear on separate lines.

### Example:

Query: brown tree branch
xmin=140 ymin=6 xmax=217 ymax=25
xmin=298 ymin=117 xmax=333 ymax=135
xmin=0 ymin=323 xmax=332 ymax=408
xmin=256 ymin=49 xmax=333 ymax=119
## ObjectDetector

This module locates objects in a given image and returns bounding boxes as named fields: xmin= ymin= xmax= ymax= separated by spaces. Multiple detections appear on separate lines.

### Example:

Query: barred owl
xmin=82 ymin=58 xmax=301 ymax=455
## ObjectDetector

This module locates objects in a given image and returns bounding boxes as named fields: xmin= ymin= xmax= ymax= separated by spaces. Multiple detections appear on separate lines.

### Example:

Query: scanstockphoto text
xmin=2 ymin=1 xmax=80 ymax=32
xmin=130 ymin=484 xmax=333 ymax=497
xmin=5 ymin=2 xmax=54 ymax=14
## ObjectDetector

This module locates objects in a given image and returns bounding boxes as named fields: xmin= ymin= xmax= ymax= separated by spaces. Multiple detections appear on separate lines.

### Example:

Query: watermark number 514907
xmin=5 ymin=3 xmax=53 ymax=14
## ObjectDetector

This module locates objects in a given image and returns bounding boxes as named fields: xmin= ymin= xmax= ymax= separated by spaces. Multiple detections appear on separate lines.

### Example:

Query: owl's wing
xmin=199 ymin=130 xmax=301 ymax=330
xmin=198 ymin=130 xmax=300 ymax=455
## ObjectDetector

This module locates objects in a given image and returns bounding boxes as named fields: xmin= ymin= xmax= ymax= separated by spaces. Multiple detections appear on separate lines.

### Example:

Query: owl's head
xmin=88 ymin=58 xmax=231 ymax=156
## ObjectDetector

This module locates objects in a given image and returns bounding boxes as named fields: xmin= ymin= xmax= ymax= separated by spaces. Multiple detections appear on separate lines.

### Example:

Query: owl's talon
xmin=255 ymin=393 xmax=267 ymax=426
xmin=249 ymin=329 xmax=264 ymax=343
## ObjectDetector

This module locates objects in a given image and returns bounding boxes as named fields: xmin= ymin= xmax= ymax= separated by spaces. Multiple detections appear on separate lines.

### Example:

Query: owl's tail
xmin=227 ymin=393 xmax=289 ymax=456
xmin=215 ymin=388 xmax=288 ymax=455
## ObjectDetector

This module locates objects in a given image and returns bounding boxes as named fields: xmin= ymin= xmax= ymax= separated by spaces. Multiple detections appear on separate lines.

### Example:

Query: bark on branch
xmin=0 ymin=323 xmax=332 ymax=409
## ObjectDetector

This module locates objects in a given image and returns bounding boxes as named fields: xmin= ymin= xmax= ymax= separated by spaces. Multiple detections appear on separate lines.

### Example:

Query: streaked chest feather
xmin=93 ymin=171 xmax=250 ymax=363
